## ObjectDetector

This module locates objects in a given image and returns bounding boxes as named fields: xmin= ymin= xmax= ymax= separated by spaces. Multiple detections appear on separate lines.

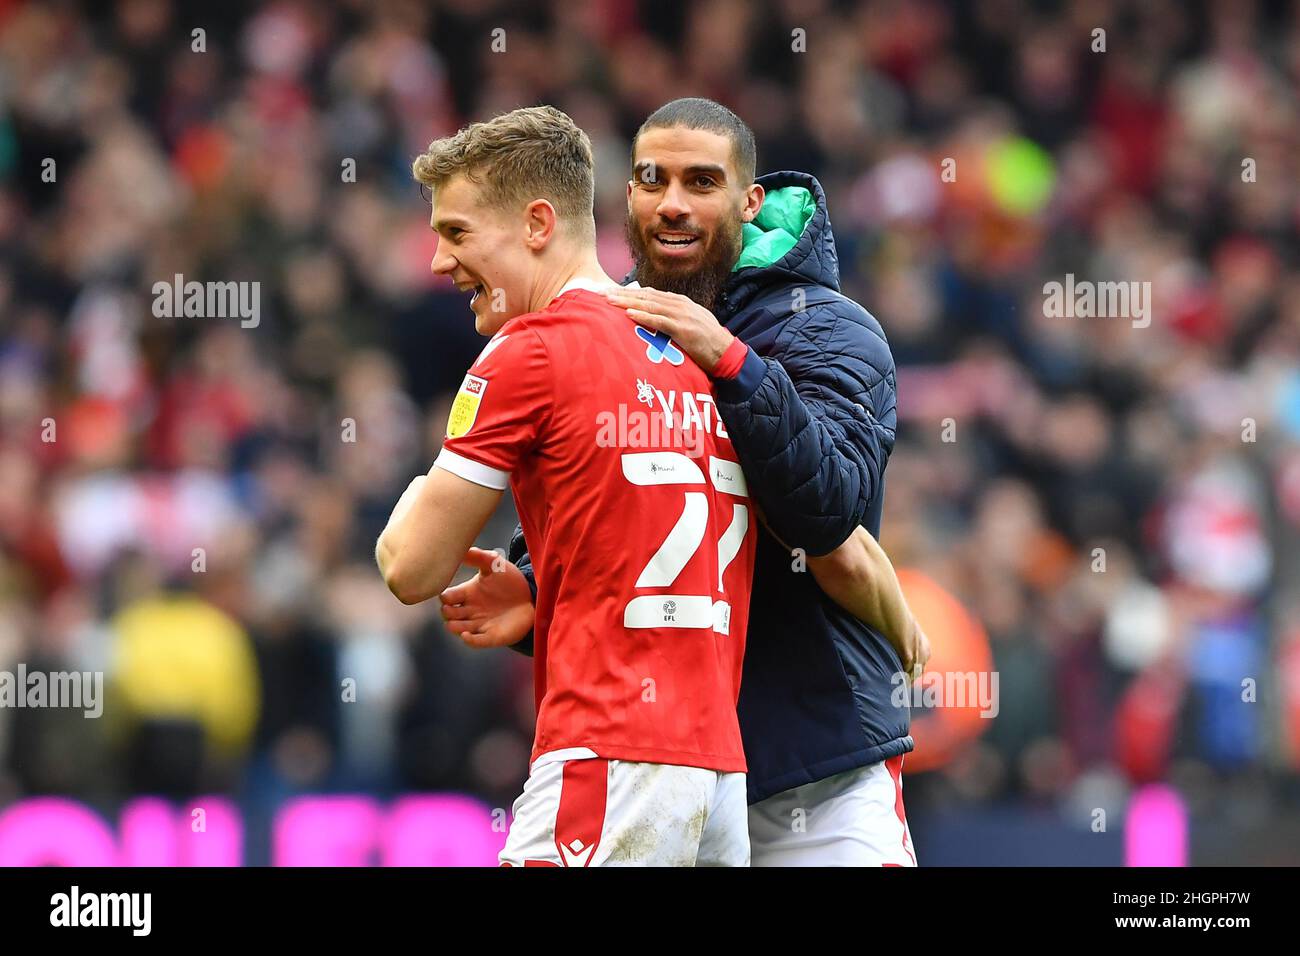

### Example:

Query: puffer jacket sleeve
xmin=712 ymin=298 xmax=897 ymax=557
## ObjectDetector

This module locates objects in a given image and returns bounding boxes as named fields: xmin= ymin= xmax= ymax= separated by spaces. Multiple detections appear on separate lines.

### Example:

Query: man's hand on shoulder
xmin=602 ymin=286 xmax=735 ymax=375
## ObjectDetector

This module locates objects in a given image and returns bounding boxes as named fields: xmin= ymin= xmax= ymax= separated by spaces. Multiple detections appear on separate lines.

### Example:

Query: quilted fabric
xmin=710 ymin=171 xmax=911 ymax=801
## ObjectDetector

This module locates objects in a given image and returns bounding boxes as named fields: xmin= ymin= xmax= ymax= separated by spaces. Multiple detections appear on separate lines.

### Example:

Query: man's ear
xmin=741 ymin=183 xmax=765 ymax=223
xmin=524 ymin=199 xmax=558 ymax=249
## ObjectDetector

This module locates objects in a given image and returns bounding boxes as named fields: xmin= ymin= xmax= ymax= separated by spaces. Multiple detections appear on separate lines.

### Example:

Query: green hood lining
xmin=734 ymin=186 xmax=815 ymax=271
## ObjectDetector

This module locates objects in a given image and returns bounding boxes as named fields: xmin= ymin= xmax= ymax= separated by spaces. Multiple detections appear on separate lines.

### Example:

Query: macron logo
xmin=560 ymin=838 xmax=595 ymax=867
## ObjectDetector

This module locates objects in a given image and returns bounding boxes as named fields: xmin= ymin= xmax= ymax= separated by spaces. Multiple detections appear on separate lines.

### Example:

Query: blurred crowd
xmin=1 ymin=0 xmax=1299 ymax=835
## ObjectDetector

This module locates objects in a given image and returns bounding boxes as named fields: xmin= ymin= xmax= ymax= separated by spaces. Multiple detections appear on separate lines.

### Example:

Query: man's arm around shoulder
xmin=712 ymin=296 xmax=898 ymax=556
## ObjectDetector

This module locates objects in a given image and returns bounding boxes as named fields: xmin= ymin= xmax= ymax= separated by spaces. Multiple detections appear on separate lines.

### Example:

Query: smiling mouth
xmin=456 ymin=281 xmax=486 ymax=304
xmin=654 ymin=232 xmax=700 ymax=250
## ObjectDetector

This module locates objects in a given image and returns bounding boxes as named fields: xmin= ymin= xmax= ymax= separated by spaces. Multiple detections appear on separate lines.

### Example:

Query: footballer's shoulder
xmin=494 ymin=306 xmax=559 ymax=336
xmin=517 ymin=290 xmax=609 ymax=330
xmin=488 ymin=291 xmax=623 ymax=361
xmin=544 ymin=287 xmax=615 ymax=315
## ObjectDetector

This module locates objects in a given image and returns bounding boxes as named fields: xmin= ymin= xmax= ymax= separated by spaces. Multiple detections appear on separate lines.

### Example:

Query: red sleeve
xmin=710 ymin=336 xmax=750 ymax=380
xmin=435 ymin=326 xmax=553 ymax=489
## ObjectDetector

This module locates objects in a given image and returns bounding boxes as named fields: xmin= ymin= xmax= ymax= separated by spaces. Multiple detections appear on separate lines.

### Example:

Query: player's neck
xmin=533 ymin=255 xmax=615 ymax=311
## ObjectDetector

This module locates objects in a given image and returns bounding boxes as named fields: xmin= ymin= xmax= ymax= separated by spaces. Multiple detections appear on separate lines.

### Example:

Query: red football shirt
xmin=436 ymin=283 xmax=755 ymax=773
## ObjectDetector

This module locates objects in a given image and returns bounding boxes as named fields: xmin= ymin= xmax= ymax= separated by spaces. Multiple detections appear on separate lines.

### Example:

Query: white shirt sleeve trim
xmin=434 ymin=448 xmax=510 ymax=490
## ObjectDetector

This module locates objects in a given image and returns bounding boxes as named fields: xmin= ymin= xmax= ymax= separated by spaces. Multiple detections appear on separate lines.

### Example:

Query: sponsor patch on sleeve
xmin=447 ymin=373 xmax=488 ymax=438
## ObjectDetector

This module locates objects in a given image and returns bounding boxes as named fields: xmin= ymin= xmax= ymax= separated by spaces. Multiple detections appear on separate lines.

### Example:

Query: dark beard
xmin=624 ymin=211 xmax=743 ymax=312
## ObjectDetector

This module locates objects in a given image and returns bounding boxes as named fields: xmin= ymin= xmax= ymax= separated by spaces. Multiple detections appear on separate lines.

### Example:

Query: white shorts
xmin=500 ymin=749 xmax=749 ymax=867
xmin=748 ymin=755 xmax=916 ymax=866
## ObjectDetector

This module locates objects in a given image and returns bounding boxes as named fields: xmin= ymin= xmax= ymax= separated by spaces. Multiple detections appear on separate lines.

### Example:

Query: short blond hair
xmin=412 ymin=106 xmax=595 ymax=238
